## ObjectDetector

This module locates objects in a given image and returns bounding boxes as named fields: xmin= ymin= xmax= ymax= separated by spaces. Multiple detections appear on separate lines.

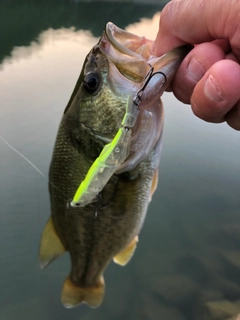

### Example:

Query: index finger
xmin=154 ymin=0 xmax=240 ymax=57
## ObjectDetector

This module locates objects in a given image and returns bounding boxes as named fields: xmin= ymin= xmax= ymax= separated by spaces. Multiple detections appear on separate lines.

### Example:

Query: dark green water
xmin=1 ymin=1 xmax=240 ymax=320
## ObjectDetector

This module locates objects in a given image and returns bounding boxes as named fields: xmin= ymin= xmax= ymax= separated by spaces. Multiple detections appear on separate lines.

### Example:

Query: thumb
xmin=154 ymin=0 xmax=240 ymax=58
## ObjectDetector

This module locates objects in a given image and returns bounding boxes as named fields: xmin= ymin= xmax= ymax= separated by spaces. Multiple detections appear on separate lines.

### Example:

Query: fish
xmin=39 ymin=22 xmax=190 ymax=309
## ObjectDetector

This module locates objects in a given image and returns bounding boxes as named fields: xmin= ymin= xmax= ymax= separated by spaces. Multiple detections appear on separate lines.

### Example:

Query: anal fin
xmin=39 ymin=216 xmax=66 ymax=269
xmin=61 ymin=276 xmax=105 ymax=308
xmin=113 ymin=236 xmax=138 ymax=266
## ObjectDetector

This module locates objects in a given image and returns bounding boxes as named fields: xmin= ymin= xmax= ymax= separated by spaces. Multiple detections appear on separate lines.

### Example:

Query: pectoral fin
xmin=149 ymin=168 xmax=158 ymax=201
xmin=39 ymin=216 xmax=66 ymax=269
xmin=113 ymin=236 xmax=138 ymax=266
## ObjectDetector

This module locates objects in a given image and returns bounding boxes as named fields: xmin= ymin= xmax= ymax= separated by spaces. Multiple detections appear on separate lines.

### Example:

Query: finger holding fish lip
xmin=170 ymin=43 xmax=225 ymax=103
xmin=190 ymin=59 xmax=240 ymax=129
xmin=166 ymin=42 xmax=240 ymax=130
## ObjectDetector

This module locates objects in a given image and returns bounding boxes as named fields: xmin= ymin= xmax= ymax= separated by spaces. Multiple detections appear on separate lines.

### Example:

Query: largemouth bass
xmin=39 ymin=22 xmax=190 ymax=308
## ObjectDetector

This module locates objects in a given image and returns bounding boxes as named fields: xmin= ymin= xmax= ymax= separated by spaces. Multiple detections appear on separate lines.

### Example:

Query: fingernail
xmin=187 ymin=58 xmax=206 ymax=81
xmin=204 ymin=75 xmax=224 ymax=102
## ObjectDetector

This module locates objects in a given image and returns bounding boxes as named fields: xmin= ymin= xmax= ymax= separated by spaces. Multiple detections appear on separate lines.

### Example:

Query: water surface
xmin=1 ymin=2 xmax=240 ymax=320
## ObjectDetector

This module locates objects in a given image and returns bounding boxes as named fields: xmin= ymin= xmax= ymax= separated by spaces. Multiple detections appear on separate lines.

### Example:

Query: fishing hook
xmin=133 ymin=64 xmax=167 ymax=108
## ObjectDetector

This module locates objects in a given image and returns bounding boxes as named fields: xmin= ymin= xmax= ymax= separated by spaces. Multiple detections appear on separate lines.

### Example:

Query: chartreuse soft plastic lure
xmin=71 ymin=95 xmax=139 ymax=207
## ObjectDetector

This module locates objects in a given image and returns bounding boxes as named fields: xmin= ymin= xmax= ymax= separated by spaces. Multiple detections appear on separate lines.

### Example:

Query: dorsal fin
xmin=39 ymin=216 xmax=66 ymax=269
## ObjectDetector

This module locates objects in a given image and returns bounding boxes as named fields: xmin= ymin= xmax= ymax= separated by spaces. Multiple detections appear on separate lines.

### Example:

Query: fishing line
xmin=0 ymin=135 xmax=72 ymax=203
xmin=0 ymin=135 xmax=45 ymax=177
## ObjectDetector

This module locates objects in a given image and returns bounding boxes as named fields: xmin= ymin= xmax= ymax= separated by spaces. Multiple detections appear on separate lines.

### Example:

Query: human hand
xmin=154 ymin=0 xmax=240 ymax=130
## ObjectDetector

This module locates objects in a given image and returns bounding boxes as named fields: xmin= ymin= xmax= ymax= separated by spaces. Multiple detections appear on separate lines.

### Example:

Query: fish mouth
xmin=99 ymin=22 xmax=151 ymax=83
xmin=100 ymin=22 xmax=191 ymax=89
xmin=105 ymin=22 xmax=150 ymax=59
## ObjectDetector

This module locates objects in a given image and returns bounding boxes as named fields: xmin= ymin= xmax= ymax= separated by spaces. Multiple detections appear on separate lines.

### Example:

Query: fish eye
xmin=83 ymin=72 xmax=101 ymax=94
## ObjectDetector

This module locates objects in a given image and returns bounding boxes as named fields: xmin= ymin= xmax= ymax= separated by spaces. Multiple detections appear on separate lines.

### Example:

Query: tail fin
xmin=61 ymin=277 xmax=105 ymax=308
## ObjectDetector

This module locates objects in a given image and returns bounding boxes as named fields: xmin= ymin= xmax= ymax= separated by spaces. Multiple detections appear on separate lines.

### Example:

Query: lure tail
xmin=61 ymin=276 xmax=105 ymax=308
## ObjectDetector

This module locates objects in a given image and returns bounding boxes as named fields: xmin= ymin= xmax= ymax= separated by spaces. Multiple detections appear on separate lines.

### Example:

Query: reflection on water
xmin=1 ymin=2 xmax=240 ymax=320
xmin=0 ymin=0 xmax=163 ymax=65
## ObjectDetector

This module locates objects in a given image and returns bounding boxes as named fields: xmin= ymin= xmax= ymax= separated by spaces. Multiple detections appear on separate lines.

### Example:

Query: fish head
xmin=64 ymin=22 xmax=190 ymax=167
